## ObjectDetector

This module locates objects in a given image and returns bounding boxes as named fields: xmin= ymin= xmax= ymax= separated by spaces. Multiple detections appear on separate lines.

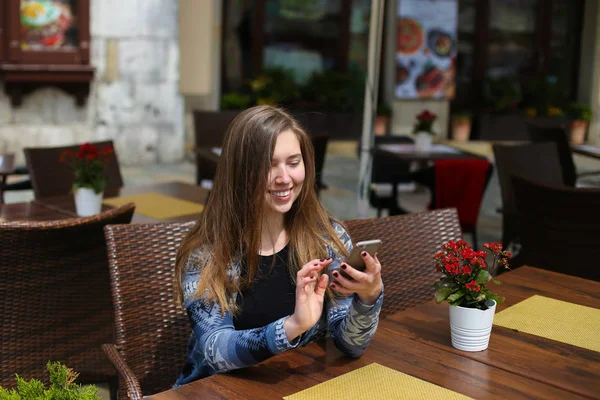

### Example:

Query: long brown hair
xmin=175 ymin=105 xmax=348 ymax=313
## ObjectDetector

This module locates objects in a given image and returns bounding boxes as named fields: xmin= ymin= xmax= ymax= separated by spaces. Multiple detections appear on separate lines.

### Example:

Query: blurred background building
xmin=1 ymin=0 xmax=599 ymax=166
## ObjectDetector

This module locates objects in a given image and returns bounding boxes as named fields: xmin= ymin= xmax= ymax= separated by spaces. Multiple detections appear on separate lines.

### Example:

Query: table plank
xmin=385 ymin=266 xmax=600 ymax=399
xmin=33 ymin=181 xmax=209 ymax=223
xmin=148 ymin=321 xmax=585 ymax=400
xmin=0 ymin=201 xmax=69 ymax=221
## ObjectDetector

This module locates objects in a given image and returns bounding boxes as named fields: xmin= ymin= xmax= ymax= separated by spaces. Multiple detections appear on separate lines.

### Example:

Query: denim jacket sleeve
xmin=325 ymin=221 xmax=384 ymax=357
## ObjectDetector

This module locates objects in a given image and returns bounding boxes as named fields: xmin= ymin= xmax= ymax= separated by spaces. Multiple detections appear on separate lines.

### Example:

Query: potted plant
xmin=450 ymin=111 xmax=472 ymax=141
xmin=413 ymin=110 xmax=437 ymax=152
xmin=59 ymin=142 xmax=114 ymax=217
xmin=374 ymin=103 xmax=392 ymax=136
xmin=434 ymin=240 xmax=511 ymax=352
xmin=567 ymin=102 xmax=592 ymax=145
xmin=0 ymin=361 xmax=100 ymax=399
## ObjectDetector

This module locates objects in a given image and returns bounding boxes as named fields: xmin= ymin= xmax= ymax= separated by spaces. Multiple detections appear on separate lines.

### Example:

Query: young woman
xmin=174 ymin=105 xmax=383 ymax=385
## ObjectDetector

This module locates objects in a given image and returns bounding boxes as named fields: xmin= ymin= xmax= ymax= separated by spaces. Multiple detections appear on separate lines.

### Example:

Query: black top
xmin=233 ymin=246 xmax=296 ymax=330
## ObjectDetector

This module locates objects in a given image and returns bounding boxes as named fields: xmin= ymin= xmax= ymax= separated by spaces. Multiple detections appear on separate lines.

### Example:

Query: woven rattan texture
xmin=0 ymin=204 xmax=135 ymax=389
xmin=104 ymin=222 xmax=195 ymax=399
xmin=344 ymin=209 xmax=462 ymax=317
xmin=512 ymin=176 xmax=600 ymax=281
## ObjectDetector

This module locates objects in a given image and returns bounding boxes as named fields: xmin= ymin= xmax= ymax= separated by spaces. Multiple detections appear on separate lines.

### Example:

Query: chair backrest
xmin=525 ymin=123 xmax=576 ymax=186
xmin=369 ymin=135 xmax=415 ymax=183
xmin=311 ymin=134 xmax=330 ymax=192
xmin=24 ymin=140 xmax=123 ymax=199
xmin=493 ymin=142 xmax=565 ymax=215
xmin=103 ymin=222 xmax=196 ymax=398
xmin=0 ymin=204 xmax=135 ymax=389
xmin=193 ymin=110 xmax=239 ymax=149
xmin=512 ymin=176 xmax=600 ymax=281
xmin=344 ymin=208 xmax=462 ymax=317
xmin=433 ymin=158 xmax=493 ymax=231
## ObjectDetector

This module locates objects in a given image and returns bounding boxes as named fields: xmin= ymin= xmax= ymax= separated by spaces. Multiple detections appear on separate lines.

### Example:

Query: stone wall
xmin=0 ymin=0 xmax=184 ymax=166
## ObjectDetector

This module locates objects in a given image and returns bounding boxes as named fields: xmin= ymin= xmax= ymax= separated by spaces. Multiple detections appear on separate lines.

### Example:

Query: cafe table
xmin=147 ymin=266 xmax=599 ymax=400
xmin=0 ymin=181 xmax=209 ymax=223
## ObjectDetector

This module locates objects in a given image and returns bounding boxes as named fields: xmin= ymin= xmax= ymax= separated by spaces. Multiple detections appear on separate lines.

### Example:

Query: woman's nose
xmin=274 ymin=166 xmax=291 ymax=184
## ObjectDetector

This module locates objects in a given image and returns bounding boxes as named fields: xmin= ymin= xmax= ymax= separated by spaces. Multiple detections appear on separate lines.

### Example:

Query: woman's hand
xmin=330 ymin=251 xmax=383 ymax=305
xmin=284 ymin=258 xmax=332 ymax=342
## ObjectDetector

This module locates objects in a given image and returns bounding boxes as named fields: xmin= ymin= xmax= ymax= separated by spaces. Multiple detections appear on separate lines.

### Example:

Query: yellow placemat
xmin=446 ymin=141 xmax=493 ymax=159
xmin=283 ymin=363 xmax=471 ymax=400
xmin=103 ymin=192 xmax=204 ymax=220
xmin=494 ymin=295 xmax=600 ymax=352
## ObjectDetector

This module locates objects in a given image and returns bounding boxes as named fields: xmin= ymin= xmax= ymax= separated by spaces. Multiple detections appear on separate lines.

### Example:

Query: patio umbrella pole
xmin=357 ymin=0 xmax=385 ymax=218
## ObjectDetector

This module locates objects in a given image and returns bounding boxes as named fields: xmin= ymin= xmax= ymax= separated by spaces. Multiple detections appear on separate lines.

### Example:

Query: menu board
xmin=395 ymin=0 xmax=457 ymax=99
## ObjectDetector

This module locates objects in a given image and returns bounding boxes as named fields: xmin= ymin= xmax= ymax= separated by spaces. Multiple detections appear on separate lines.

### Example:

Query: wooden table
xmin=378 ymin=143 xmax=486 ymax=162
xmin=147 ymin=267 xmax=599 ymax=400
xmin=572 ymin=144 xmax=600 ymax=160
xmin=1 ymin=181 xmax=209 ymax=223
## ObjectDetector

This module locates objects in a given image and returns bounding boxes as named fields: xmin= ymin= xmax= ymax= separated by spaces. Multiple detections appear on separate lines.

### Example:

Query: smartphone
xmin=341 ymin=239 xmax=382 ymax=276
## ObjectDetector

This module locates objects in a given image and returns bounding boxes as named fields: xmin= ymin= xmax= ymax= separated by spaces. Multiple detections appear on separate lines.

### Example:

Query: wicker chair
xmin=0 ymin=203 xmax=135 ymax=393
xmin=344 ymin=208 xmax=462 ymax=317
xmin=102 ymin=222 xmax=196 ymax=400
xmin=493 ymin=142 xmax=565 ymax=248
xmin=512 ymin=176 xmax=600 ymax=281
xmin=24 ymin=140 xmax=123 ymax=199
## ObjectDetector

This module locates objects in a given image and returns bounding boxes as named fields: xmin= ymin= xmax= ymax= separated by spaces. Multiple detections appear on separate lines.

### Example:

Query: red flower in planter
xmin=434 ymin=240 xmax=511 ymax=310
xmin=413 ymin=110 xmax=437 ymax=135
xmin=60 ymin=143 xmax=114 ymax=193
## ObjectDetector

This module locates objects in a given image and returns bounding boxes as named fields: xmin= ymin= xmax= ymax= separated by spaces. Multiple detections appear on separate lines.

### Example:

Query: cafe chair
xmin=512 ymin=175 xmax=600 ymax=282
xmin=0 ymin=203 xmax=135 ymax=394
xmin=311 ymin=133 xmax=330 ymax=195
xmin=526 ymin=123 xmax=600 ymax=186
xmin=493 ymin=142 xmax=565 ymax=249
xmin=392 ymin=159 xmax=492 ymax=250
xmin=102 ymin=222 xmax=196 ymax=400
xmin=0 ymin=166 xmax=32 ymax=203
xmin=360 ymin=135 xmax=415 ymax=217
xmin=24 ymin=140 xmax=123 ymax=199
xmin=344 ymin=208 xmax=462 ymax=317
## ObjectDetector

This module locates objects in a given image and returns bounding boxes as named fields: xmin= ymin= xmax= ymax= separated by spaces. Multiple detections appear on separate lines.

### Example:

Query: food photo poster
xmin=395 ymin=0 xmax=458 ymax=99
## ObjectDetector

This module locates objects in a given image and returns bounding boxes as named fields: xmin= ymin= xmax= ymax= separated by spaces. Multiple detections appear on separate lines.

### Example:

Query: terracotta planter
xmin=374 ymin=116 xmax=389 ymax=136
xmin=451 ymin=118 xmax=471 ymax=141
xmin=569 ymin=120 xmax=588 ymax=145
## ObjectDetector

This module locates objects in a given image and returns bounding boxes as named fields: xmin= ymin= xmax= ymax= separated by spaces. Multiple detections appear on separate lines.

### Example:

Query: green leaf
xmin=493 ymin=279 xmax=502 ymax=285
xmin=487 ymin=293 xmax=505 ymax=305
xmin=435 ymin=287 xmax=455 ymax=303
xmin=475 ymin=269 xmax=490 ymax=284
xmin=446 ymin=291 xmax=465 ymax=303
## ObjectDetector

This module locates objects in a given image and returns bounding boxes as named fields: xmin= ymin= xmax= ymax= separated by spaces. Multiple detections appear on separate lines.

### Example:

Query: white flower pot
xmin=449 ymin=300 xmax=496 ymax=352
xmin=414 ymin=132 xmax=433 ymax=152
xmin=74 ymin=187 xmax=103 ymax=217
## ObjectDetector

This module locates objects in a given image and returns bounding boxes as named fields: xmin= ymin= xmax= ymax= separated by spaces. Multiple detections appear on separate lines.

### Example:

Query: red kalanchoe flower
xmin=465 ymin=280 xmax=480 ymax=292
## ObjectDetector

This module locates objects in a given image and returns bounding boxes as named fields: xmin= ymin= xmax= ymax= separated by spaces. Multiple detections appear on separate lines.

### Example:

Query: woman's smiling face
xmin=264 ymin=130 xmax=305 ymax=216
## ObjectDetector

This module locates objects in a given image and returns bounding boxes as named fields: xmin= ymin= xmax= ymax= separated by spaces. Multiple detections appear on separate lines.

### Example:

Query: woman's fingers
xmin=331 ymin=268 xmax=360 ymax=290
xmin=329 ymin=281 xmax=354 ymax=294
xmin=297 ymin=258 xmax=332 ymax=279
xmin=314 ymin=274 xmax=329 ymax=297
xmin=362 ymin=251 xmax=382 ymax=274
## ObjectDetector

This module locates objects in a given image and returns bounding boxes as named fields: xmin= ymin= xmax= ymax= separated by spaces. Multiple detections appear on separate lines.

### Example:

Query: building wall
xmin=0 ymin=0 xmax=184 ymax=166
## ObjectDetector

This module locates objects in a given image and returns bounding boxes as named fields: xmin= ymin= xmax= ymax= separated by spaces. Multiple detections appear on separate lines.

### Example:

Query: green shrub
xmin=0 ymin=362 xmax=99 ymax=400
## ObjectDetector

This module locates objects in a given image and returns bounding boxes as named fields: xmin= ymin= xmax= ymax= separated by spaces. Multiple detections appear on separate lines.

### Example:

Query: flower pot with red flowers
xmin=59 ymin=143 xmax=114 ymax=217
xmin=434 ymin=240 xmax=511 ymax=352
xmin=413 ymin=110 xmax=436 ymax=152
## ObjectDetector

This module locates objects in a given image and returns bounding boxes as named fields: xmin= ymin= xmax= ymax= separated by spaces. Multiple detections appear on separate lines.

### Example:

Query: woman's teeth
xmin=272 ymin=190 xmax=291 ymax=197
